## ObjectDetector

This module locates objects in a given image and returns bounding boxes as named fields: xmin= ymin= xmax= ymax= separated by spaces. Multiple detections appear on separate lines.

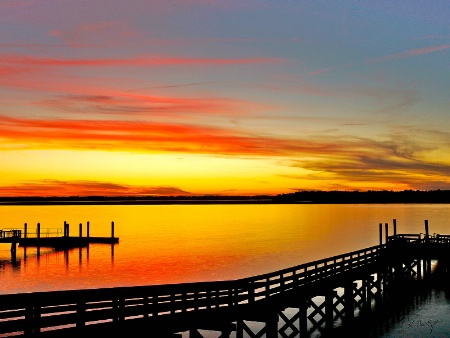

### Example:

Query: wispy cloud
xmin=0 ymin=114 xmax=352 ymax=156
xmin=307 ymin=67 xmax=333 ymax=76
xmin=0 ymin=54 xmax=282 ymax=67
xmin=0 ymin=179 xmax=191 ymax=197
xmin=30 ymin=89 xmax=271 ymax=120
xmin=282 ymin=128 xmax=450 ymax=190
xmin=48 ymin=21 xmax=137 ymax=47
xmin=367 ymin=44 xmax=450 ymax=64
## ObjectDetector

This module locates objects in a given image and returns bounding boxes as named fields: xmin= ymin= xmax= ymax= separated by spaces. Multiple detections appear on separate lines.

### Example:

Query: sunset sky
xmin=1 ymin=1 xmax=449 ymax=197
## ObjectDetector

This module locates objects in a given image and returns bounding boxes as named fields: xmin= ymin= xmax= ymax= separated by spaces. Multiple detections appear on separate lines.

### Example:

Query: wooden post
xmin=66 ymin=223 xmax=70 ymax=237
xmin=111 ymin=221 xmax=114 ymax=238
xmin=417 ymin=259 xmax=422 ymax=280
xmin=385 ymin=223 xmax=388 ymax=243
xmin=296 ymin=297 xmax=307 ymax=337
xmin=87 ymin=221 xmax=90 ymax=238
xmin=424 ymin=220 xmax=429 ymax=239
xmin=325 ymin=290 xmax=335 ymax=331
xmin=265 ymin=313 xmax=279 ymax=338
xmin=64 ymin=221 xmax=67 ymax=237
xmin=379 ymin=223 xmax=382 ymax=245
xmin=393 ymin=219 xmax=397 ymax=236
xmin=344 ymin=282 xmax=355 ymax=321
xmin=24 ymin=223 xmax=27 ymax=238
xmin=37 ymin=222 xmax=41 ymax=239
xmin=79 ymin=223 xmax=82 ymax=238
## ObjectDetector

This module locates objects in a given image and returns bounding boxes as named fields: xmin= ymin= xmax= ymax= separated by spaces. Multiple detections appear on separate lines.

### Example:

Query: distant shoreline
xmin=1 ymin=190 xmax=450 ymax=205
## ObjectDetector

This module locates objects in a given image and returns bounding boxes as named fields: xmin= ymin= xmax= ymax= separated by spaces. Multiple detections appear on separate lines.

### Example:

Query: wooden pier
xmin=0 ymin=220 xmax=449 ymax=337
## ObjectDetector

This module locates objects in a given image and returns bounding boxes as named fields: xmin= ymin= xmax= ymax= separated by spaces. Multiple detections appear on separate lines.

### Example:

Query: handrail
xmin=0 ymin=228 xmax=62 ymax=238
xmin=0 ymin=229 xmax=22 ymax=239
xmin=0 ymin=234 xmax=448 ymax=336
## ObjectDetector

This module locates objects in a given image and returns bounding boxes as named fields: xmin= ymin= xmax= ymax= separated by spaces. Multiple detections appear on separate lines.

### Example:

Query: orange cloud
xmin=367 ymin=44 xmax=450 ymax=64
xmin=0 ymin=114 xmax=348 ymax=156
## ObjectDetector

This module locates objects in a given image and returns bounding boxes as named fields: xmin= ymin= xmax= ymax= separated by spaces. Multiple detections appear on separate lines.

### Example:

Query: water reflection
xmin=329 ymin=273 xmax=450 ymax=337
xmin=0 ymin=243 xmax=115 ymax=277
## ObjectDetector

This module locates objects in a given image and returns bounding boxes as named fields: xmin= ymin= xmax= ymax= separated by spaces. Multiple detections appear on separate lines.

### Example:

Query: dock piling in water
xmin=379 ymin=223 xmax=382 ymax=245
xmin=385 ymin=222 xmax=388 ymax=243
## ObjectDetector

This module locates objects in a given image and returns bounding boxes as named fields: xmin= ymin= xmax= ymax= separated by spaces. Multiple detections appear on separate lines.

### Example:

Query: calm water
xmin=1 ymin=204 xmax=450 ymax=337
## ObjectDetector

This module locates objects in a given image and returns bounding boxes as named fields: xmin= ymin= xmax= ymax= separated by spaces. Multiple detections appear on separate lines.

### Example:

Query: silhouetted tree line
xmin=272 ymin=190 xmax=450 ymax=204
xmin=1 ymin=190 xmax=450 ymax=204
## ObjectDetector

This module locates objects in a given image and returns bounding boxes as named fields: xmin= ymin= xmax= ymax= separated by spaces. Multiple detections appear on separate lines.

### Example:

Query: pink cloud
xmin=307 ymin=67 xmax=333 ymax=76
xmin=48 ymin=21 xmax=138 ymax=47
xmin=0 ymin=54 xmax=282 ymax=67
xmin=367 ymin=44 xmax=450 ymax=63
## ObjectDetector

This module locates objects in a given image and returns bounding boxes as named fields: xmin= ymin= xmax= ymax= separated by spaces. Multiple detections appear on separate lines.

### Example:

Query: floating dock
xmin=0 ymin=221 xmax=118 ymax=249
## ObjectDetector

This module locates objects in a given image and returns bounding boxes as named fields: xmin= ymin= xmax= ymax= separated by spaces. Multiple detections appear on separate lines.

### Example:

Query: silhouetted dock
xmin=0 ymin=221 xmax=118 ymax=251
xmin=0 ymin=220 xmax=449 ymax=337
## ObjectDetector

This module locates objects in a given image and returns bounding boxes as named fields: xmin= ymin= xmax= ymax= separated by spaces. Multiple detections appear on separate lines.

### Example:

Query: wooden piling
xmin=87 ymin=221 xmax=90 ymax=238
xmin=111 ymin=221 xmax=114 ymax=238
xmin=393 ymin=219 xmax=397 ymax=236
xmin=325 ymin=290 xmax=334 ymax=330
xmin=424 ymin=220 xmax=429 ymax=239
xmin=37 ymin=222 xmax=41 ymax=239
xmin=379 ymin=223 xmax=382 ymax=245
xmin=24 ymin=223 xmax=27 ymax=238
xmin=79 ymin=223 xmax=82 ymax=238
xmin=385 ymin=223 xmax=388 ymax=243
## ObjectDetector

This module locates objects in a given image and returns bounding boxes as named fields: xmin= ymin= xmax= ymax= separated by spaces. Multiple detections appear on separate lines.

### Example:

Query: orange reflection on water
xmin=1 ymin=203 xmax=450 ymax=294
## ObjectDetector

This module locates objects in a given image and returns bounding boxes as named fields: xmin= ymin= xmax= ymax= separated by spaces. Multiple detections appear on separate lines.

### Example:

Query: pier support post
xmin=385 ymin=223 xmax=388 ymax=243
xmin=393 ymin=219 xmax=397 ymax=236
xmin=37 ymin=222 xmax=41 ymax=239
xmin=24 ymin=223 xmax=27 ymax=238
xmin=299 ymin=298 xmax=308 ymax=338
xmin=64 ymin=221 xmax=69 ymax=237
xmin=265 ymin=313 xmax=279 ymax=338
xmin=344 ymin=282 xmax=355 ymax=321
xmin=325 ymin=290 xmax=334 ymax=331
xmin=79 ymin=223 xmax=82 ymax=238
xmin=11 ymin=241 xmax=17 ymax=264
xmin=379 ymin=223 xmax=382 ymax=245
xmin=111 ymin=221 xmax=114 ymax=238
xmin=417 ymin=259 xmax=422 ymax=280
xmin=87 ymin=222 xmax=90 ymax=238
xmin=364 ymin=276 xmax=373 ymax=313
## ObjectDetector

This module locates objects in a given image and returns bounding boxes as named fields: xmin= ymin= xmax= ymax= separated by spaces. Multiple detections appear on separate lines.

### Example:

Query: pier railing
xmin=0 ymin=229 xmax=22 ymax=238
xmin=0 ymin=234 xmax=449 ymax=337
xmin=0 ymin=228 xmax=62 ymax=238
